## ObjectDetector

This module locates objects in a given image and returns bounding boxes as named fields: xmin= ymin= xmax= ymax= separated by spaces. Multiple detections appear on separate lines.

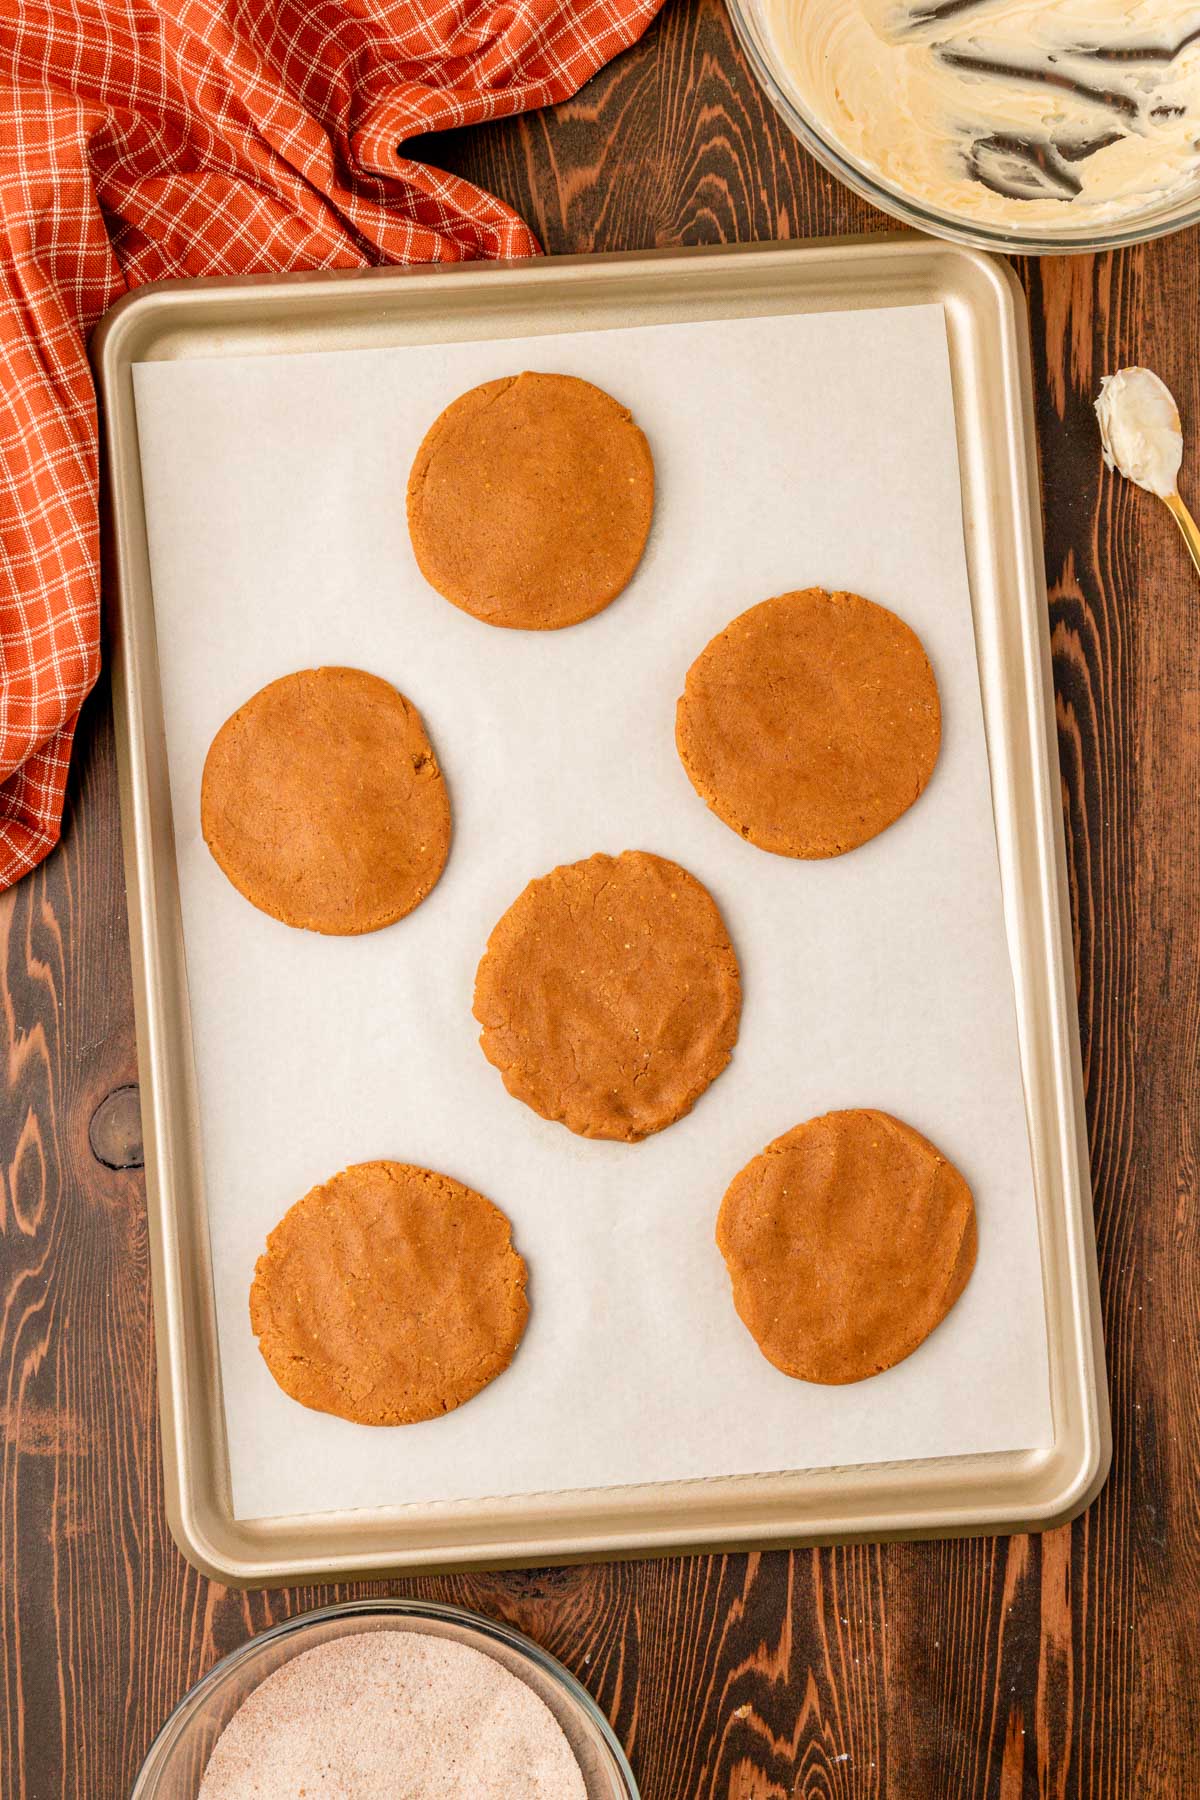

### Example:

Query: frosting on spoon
xmin=1096 ymin=366 xmax=1184 ymax=496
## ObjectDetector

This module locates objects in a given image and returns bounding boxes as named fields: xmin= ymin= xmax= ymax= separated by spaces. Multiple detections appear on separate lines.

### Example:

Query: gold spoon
xmin=1095 ymin=367 xmax=1200 ymax=580
xmin=1162 ymin=488 xmax=1200 ymax=580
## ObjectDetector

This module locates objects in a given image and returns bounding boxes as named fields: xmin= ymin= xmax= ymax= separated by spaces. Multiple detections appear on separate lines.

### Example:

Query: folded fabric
xmin=0 ymin=0 xmax=663 ymax=889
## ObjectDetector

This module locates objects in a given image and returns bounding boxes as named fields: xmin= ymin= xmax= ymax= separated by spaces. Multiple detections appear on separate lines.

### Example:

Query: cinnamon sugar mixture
xmin=198 ymin=1631 xmax=587 ymax=1797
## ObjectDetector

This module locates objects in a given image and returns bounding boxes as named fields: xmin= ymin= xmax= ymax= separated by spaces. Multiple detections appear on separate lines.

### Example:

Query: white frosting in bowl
xmin=760 ymin=1 xmax=1200 ymax=229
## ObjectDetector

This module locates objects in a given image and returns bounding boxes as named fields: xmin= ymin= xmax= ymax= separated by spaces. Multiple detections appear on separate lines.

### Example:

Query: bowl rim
xmin=725 ymin=0 xmax=1200 ymax=256
xmin=131 ymin=1597 xmax=640 ymax=1798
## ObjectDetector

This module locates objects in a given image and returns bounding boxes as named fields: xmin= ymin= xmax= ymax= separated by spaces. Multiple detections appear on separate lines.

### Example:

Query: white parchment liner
xmin=132 ymin=305 xmax=1052 ymax=1522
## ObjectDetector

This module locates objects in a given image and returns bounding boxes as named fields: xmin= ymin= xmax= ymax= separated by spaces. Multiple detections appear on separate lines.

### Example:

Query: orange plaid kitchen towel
xmin=0 ymin=0 xmax=662 ymax=889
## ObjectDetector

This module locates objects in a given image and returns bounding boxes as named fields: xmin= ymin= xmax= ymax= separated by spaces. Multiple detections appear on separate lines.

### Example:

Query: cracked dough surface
xmin=717 ymin=1108 xmax=977 ymax=1384
xmin=249 ymin=1161 xmax=529 ymax=1426
xmin=676 ymin=587 xmax=941 ymax=858
xmin=201 ymin=666 xmax=451 ymax=934
xmin=406 ymin=371 xmax=655 ymax=630
xmin=473 ymin=849 xmax=742 ymax=1143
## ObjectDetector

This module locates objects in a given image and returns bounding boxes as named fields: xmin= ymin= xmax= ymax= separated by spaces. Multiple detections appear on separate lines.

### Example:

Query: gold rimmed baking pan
xmin=92 ymin=238 xmax=1108 ymax=1584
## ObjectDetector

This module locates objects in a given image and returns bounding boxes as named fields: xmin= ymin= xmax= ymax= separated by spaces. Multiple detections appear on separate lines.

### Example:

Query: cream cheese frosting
xmin=761 ymin=1 xmax=1200 ymax=228
xmin=1096 ymin=366 xmax=1184 ymax=495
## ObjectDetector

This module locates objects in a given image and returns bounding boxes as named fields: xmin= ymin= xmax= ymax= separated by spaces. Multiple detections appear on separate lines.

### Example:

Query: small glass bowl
xmin=726 ymin=0 xmax=1200 ymax=256
xmin=131 ymin=1599 xmax=639 ymax=1798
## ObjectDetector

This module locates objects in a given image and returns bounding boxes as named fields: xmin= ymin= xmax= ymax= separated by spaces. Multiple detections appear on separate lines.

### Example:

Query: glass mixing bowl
xmin=726 ymin=0 xmax=1200 ymax=254
xmin=131 ymin=1599 xmax=639 ymax=1799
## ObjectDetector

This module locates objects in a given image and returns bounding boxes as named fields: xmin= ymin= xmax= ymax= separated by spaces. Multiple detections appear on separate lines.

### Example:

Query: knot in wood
xmin=88 ymin=1085 xmax=144 ymax=1170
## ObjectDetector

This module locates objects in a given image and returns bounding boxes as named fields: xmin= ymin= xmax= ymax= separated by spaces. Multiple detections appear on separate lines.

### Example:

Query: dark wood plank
xmin=2 ymin=0 xmax=1198 ymax=1794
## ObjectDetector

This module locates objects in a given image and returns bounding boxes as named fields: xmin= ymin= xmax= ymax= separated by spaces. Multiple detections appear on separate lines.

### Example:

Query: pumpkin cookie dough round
xmin=676 ymin=588 xmax=941 ymax=858
xmin=250 ymin=1161 xmax=529 ymax=1426
xmin=474 ymin=850 xmax=741 ymax=1142
xmin=716 ymin=1109 xmax=976 ymax=1384
xmin=201 ymin=666 xmax=450 ymax=935
xmin=406 ymin=371 xmax=655 ymax=630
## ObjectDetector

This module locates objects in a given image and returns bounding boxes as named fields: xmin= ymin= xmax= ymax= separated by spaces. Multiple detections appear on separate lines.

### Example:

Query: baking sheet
xmin=131 ymin=304 xmax=1053 ymax=1523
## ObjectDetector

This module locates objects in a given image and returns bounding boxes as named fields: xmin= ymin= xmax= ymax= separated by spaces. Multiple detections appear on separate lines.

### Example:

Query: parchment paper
xmin=132 ymin=304 xmax=1053 ymax=1522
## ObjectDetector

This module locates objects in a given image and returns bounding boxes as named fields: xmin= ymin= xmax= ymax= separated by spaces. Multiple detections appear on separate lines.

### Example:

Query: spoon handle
xmin=1164 ymin=491 xmax=1200 ymax=582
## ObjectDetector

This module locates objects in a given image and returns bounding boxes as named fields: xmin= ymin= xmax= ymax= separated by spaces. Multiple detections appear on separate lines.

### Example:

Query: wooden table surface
xmin=3 ymin=3 xmax=1198 ymax=1795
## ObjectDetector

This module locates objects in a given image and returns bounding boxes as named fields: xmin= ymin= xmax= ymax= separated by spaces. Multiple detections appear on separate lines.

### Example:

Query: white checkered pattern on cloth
xmin=0 ymin=0 xmax=663 ymax=888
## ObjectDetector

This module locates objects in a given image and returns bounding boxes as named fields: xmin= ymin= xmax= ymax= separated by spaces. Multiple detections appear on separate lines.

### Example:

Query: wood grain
xmin=3 ymin=0 xmax=1198 ymax=1793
